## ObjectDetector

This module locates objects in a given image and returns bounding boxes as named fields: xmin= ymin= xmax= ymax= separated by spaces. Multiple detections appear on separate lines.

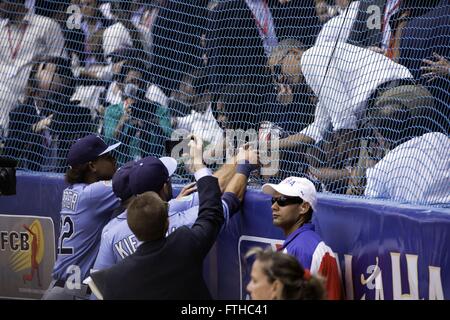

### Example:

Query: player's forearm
xmin=309 ymin=167 xmax=350 ymax=184
xmin=214 ymin=157 xmax=237 ymax=193
xmin=223 ymin=160 xmax=257 ymax=202
xmin=279 ymin=133 xmax=315 ymax=149
xmin=224 ymin=173 xmax=247 ymax=203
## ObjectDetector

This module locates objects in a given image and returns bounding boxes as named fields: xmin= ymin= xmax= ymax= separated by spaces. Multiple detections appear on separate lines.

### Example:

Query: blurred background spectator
xmin=103 ymin=57 xmax=171 ymax=165
xmin=0 ymin=0 xmax=447 ymax=206
xmin=354 ymin=84 xmax=450 ymax=205
xmin=315 ymin=0 xmax=360 ymax=45
xmin=206 ymin=0 xmax=322 ymax=147
xmin=399 ymin=0 xmax=450 ymax=135
xmin=4 ymin=56 xmax=92 ymax=172
xmin=150 ymin=0 xmax=207 ymax=97
xmin=0 ymin=0 xmax=65 ymax=140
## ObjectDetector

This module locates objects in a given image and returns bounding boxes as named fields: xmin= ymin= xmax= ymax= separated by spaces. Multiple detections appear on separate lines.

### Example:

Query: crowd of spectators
xmin=0 ymin=0 xmax=448 ymax=205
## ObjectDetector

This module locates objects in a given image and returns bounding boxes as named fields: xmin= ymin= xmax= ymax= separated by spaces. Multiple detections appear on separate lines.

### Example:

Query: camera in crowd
xmin=0 ymin=157 xmax=17 ymax=196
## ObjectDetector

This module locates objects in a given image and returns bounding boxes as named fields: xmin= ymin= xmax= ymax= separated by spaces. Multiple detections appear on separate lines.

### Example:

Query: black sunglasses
xmin=271 ymin=196 xmax=303 ymax=207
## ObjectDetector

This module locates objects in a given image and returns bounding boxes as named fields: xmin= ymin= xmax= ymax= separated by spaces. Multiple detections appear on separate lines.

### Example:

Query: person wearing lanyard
xmin=0 ymin=0 xmax=29 ymax=136
xmin=0 ymin=0 xmax=65 ymax=138
xmin=1 ymin=0 xmax=29 ymax=57
xmin=6 ymin=19 xmax=28 ymax=61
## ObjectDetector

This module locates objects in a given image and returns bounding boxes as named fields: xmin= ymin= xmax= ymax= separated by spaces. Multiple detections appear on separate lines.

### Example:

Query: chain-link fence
xmin=0 ymin=0 xmax=448 ymax=206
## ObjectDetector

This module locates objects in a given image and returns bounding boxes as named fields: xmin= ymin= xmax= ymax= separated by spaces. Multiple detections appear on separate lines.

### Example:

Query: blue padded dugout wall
xmin=1 ymin=172 xmax=449 ymax=300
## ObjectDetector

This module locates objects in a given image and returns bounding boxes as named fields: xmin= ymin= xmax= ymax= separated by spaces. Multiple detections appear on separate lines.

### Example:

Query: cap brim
xmin=99 ymin=142 xmax=121 ymax=156
xmin=159 ymin=157 xmax=177 ymax=176
xmin=262 ymin=183 xmax=300 ymax=197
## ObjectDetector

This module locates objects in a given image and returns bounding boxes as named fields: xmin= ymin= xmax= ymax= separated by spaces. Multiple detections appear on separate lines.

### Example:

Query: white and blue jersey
xmin=92 ymin=192 xmax=237 ymax=271
xmin=52 ymin=181 xmax=120 ymax=281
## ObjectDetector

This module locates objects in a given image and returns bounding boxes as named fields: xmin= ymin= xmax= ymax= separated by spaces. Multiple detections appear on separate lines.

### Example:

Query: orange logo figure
xmin=275 ymin=243 xmax=283 ymax=251
xmin=9 ymin=220 xmax=45 ymax=287
xmin=22 ymin=224 xmax=42 ymax=287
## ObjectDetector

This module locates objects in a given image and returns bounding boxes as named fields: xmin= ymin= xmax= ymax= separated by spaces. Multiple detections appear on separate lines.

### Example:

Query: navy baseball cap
xmin=112 ymin=156 xmax=177 ymax=200
xmin=112 ymin=160 xmax=136 ymax=201
xmin=67 ymin=135 xmax=121 ymax=167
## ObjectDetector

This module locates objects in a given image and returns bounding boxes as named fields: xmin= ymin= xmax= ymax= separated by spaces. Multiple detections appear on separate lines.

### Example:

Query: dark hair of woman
xmin=246 ymin=247 xmax=326 ymax=300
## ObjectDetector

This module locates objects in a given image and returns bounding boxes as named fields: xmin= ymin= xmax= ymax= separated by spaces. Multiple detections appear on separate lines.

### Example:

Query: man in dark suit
xmin=89 ymin=136 xmax=257 ymax=299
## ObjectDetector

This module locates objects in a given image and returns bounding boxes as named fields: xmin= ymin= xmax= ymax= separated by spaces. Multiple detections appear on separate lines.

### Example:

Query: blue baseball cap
xmin=112 ymin=160 xmax=136 ymax=201
xmin=67 ymin=135 xmax=121 ymax=167
xmin=112 ymin=156 xmax=177 ymax=201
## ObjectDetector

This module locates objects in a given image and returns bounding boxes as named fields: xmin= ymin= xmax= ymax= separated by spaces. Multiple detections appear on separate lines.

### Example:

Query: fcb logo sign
xmin=0 ymin=215 xmax=55 ymax=299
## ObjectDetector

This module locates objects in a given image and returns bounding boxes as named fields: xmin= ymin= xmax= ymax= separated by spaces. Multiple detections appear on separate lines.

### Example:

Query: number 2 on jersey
xmin=58 ymin=216 xmax=74 ymax=254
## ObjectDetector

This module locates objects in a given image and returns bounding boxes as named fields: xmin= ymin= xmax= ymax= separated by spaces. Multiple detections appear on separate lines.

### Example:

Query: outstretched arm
xmin=186 ymin=135 xmax=224 ymax=256
xmin=223 ymin=148 xmax=258 ymax=202
xmin=279 ymin=132 xmax=315 ymax=149
xmin=213 ymin=156 xmax=238 ymax=193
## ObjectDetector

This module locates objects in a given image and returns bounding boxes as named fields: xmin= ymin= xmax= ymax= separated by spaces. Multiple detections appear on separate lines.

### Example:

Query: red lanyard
xmin=252 ymin=0 xmax=270 ymax=37
xmin=6 ymin=23 xmax=28 ymax=60
xmin=382 ymin=0 xmax=401 ymax=33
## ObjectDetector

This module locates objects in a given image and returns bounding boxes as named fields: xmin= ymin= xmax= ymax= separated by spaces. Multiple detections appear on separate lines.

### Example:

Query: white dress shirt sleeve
xmin=365 ymin=165 xmax=388 ymax=198
xmin=194 ymin=167 xmax=212 ymax=181
xmin=300 ymin=99 xmax=331 ymax=143
xmin=317 ymin=58 xmax=358 ymax=131
xmin=301 ymin=43 xmax=367 ymax=142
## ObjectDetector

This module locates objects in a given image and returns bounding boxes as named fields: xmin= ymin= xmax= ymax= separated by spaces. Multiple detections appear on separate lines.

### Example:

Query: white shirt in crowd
xmin=0 ymin=11 xmax=65 ymax=131
xmin=71 ymin=85 xmax=106 ymax=121
xmin=365 ymin=132 xmax=450 ymax=205
xmin=145 ymin=84 xmax=168 ymax=107
xmin=315 ymin=1 xmax=360 ymax=45
xmin=102 ymin=8 xmax=154 ymax=58
xmin=300 ymin=42 xmax=412 ymax=142
xmin=102 ymin=22 xmax=133 ymax=57
xmin=174 ymin=106 xmax=224 ymax=148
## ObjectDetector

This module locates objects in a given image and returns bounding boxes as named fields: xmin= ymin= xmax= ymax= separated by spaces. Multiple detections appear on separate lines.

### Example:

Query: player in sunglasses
xmin=262 ymin=177 xmax=343 ymax=300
